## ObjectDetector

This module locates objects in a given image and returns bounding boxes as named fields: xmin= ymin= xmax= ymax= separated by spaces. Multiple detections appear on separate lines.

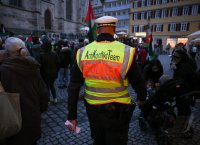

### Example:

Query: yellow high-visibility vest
xmin=76 ymin=41 xmax=136 ymax=105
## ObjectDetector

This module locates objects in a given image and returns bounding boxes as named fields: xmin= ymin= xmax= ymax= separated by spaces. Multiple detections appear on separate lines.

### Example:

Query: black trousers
xmin=43 ymin=77 xmax=57 ymax=100
xmin=85 ymin=102 xmax=135 ymax=145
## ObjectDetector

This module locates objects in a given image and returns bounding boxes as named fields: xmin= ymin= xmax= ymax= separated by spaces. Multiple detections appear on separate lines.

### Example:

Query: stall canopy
xmin=191 ymin=37 xmax=200 ymax=43
xmin=117 ymin=32 xmax=127 ymax=35
xmin=187 ymin=30 xmax=200 ymax=39
xmin=80 ymin=27 xmax=89 ymax=31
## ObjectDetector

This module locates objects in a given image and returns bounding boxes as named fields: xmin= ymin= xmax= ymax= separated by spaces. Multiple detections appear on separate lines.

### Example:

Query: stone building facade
xmin=0 ymin=0 xmax=88 ymax=38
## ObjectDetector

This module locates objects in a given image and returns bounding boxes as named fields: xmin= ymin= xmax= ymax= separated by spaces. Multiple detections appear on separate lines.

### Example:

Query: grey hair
xmin=5 ymin=37 xmax=29 ymax=56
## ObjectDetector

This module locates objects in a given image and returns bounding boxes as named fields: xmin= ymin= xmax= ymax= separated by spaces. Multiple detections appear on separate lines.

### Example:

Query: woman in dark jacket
xmin=39 ymin=40 xmax=59 ymax=103
xmin=0 ymin=37 xmax=48 ymax=145
xmin=171 ymin=49 xmax=197 ymax=116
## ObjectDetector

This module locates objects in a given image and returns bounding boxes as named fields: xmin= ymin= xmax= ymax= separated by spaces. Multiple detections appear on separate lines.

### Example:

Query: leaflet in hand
xmin=65 ymin=120 xmax=81 ymax=133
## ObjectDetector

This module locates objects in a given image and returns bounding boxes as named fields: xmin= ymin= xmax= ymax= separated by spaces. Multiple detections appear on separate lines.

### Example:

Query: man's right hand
xmin=66 ymin=119 xmax=78 ymax=132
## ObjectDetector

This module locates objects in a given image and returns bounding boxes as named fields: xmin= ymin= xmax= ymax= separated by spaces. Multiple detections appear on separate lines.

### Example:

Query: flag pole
xmin=145 ymin=16 xmax=154 ymax=60
xmin=84 ymin=0 xmax=96 ymax=42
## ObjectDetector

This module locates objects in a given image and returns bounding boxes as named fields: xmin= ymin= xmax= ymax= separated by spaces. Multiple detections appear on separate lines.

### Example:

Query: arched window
xmin=66 ymin=0 xmax=72 ymax=20
xmin=45 ymin=9 xmax=51 ymax=29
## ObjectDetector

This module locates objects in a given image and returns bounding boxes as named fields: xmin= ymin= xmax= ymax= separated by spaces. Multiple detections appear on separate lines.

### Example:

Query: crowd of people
xmin=0 ymin=34 xmax=89 ymax=145
xmin=0 ymin=15 xmax=200 ymax=145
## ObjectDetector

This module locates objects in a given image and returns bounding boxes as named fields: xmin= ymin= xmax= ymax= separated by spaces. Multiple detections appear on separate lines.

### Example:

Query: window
xmin=180 ymin=23 xmax=187 ymax=31
xmin=162 ymin=9 xmax=167 ymax=18
xmin=147 ymin=0 xmax=151 ymax=6
xmin=126 ymin=0 xmax=130 ymax=5
xmin=147 ymin=11 xmax=151 ymax=19
xmin=139 ymin=25 xmax=144 ymax=32
xmin=141 ymin=12 xmax=145 ymax=20
xmin=192 ymin=5 xmax=198 ymax=15
xmin=170 ymin=23 xmax=176 ymax=32
xmin=125 ymin=20 xmax=128 ymax=26
xmin=172 ymin=8 xmax=178 ymax=17
xmin=155 ymin=10 xmax=161 ymax=18
xmin=133 ymin=25 xmax=138 ymax=32
xmin=134 ymin=13 xmax=138 ymax=20
xmin=66 ymin=0 xmax=72 ymax=20
xmin=134 ymin=1 xmax=138 ymax=8
xmin=123 ymin=11 xmax=126 ymax=15
xmin=112 ymin=1 xmax=116 ymax=7
xmin=117 ymin=1 xmax=122 ymax=6
xmin=116 ymin=21 xmax=120 ymax=27
xmin=112 ymin=12 xmax=116 ymax=16
xmin=117 ymin=11 xmax=121 ymax=16
xmin=9 ymin=0 xmax=22 ymax=7
xmin=119 ymin=21 xmax=121 ymax=27
xmin=141 ymin=0 xmax=145 ymax=7
xmin=183 ymin=6 xmax=189 ymax=16
xmin=45 ymin=9 xmax=51 ymax=29
xmin=156 ymin=24 xmax=162 ymax=32
xmin=156 ymin=0 xmax=161 ymax=5
xmin=162 ymin=0 xmax=167 ymax=4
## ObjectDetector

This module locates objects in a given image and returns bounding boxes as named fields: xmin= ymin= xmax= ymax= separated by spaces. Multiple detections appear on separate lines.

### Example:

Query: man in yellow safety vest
xmin=66 ymin=15 xmax=147 ymax=145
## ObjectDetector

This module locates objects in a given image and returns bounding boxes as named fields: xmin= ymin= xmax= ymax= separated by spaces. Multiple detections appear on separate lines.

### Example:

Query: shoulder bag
xmin=0 ymin=81 xmax=22 ymax=139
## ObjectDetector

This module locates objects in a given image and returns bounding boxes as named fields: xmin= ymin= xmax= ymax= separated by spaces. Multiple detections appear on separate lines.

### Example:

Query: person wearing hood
xmin=0 ymin=37 xmax=48 ymax=145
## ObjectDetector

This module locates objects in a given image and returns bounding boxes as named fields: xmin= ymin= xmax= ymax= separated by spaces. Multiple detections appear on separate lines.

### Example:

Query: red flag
xmin=27 ymin=35 xmax=32 ymax=42
xmin=84 ymin=0 xmax=96 ymax=42
xmin=84 ymin=0 xmax=95 ymax=23
xmin=145 ymin=34 xmax=152 ymax=43
xmin=26 ymin=35 xmax=33 ymax=47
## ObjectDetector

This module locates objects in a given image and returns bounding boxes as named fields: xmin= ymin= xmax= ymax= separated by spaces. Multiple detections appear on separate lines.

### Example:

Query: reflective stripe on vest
xmin=76 ymin=41 xmax=135 ymax=105
xmin=120 ymin=45 xmax=131 ymax=85
xmin=85 ymin=85 xmax=126 ymax=93
xmin=77 ymin=47 xmax=85 ymax=71
xmin=85 ymin=93 xmax=130 ymax=100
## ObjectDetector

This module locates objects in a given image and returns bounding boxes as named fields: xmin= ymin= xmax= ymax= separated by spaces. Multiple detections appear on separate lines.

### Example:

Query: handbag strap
xmin=0 ymin=81 xmax=5 ymax=92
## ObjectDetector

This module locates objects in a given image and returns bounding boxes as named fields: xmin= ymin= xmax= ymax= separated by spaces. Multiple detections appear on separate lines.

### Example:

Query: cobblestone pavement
xmin=38 ymin=55 xmax=200 ymax=145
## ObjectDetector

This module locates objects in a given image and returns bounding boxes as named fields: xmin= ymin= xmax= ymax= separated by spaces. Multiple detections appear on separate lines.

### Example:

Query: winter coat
xmin=59 ymin=47 xmax=71 ymax=68
xmin=39 ymin=51 xmax=59 ymax=82
xmin=30 ymin=44 xmax=42 ymax=62
xmin=173 ymin=61 xmax=198 ymax=91
xmin=0 ymin=56 xmax=48 ymax=145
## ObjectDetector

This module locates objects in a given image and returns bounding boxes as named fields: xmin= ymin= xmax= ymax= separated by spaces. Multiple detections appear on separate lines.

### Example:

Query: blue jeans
xmin=58 ymin=67 xmax=68 ymax=87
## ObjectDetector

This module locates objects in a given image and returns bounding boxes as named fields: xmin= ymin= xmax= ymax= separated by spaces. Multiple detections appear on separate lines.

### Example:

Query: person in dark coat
xmin=58 ymin=41 xmax=71 ymax=88
xmin=137 ymin=46 xmax=147 ymax=72
xmin=0 ymin=37 xmax=48 ymax=145
xmin=39 ymin=40 xmax=59 ymax=103
xmin=171 ymin=49 xmax=198 ymax=116
xmin=30 ymin=37 xmax=42 ymax=62
xmin=0 ymin=38 xmax=3 ymax=50
xmin=142 ymin=59 xmax=164 ymax=85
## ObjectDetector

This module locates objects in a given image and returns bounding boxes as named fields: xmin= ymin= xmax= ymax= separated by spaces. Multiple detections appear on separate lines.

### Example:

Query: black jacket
xmin=39 ymin=51 xmax=59 ymax=81
xmin=0 ymin=56 xmax=48 ymax=145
